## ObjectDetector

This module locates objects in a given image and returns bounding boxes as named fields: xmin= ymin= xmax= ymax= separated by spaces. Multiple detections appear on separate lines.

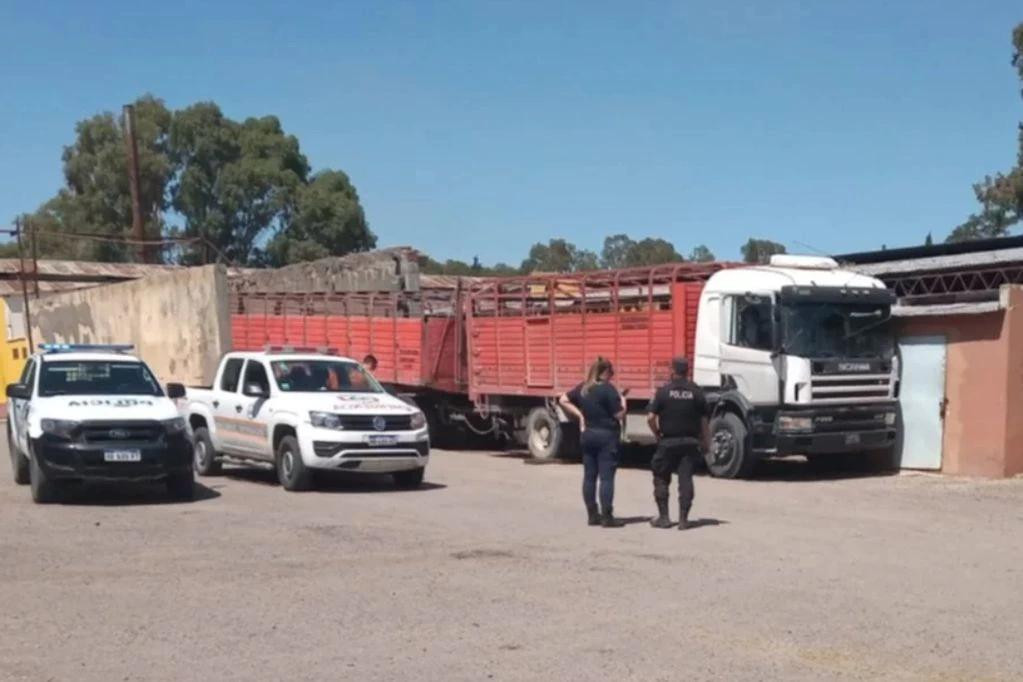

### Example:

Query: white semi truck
xmin=687 ymin=255 xmax=900 ymax=477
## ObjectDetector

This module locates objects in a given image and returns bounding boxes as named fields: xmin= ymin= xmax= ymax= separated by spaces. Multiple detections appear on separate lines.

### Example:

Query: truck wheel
xmin=276 ymin=435 xmax=312 ymax=491
xmin=526 ymin=407 xmax=563 ymax=460
xmin=166 ymin=472 xmax=195 ymax=501
xmin=192 ymin=427 xmax=222 ymax=476
xmin=30 ymin=452 xmax=61 ymax=504
xmin=393 ymin=467 xmax=425 ymax=489
xmin=706 ymin=413 xmax=755 ymax=479
xmin=866 ymin=446 xmax=900 ymax=473
xmin=8 ymin=426 xmax=29 ymax=485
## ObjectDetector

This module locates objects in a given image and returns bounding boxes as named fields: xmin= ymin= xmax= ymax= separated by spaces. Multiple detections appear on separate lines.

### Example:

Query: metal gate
xmin=897 ymin=335 xmax=946 ymax=470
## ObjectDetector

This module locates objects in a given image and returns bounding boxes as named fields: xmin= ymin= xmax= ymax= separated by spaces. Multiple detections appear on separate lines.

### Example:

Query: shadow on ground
xmin=54 ymin=481 xmax=221 ymax=506
xmin=214 ymin=466 xmax=447 ymax=493
xmin=490 ymin=445 xmax=898 ymax=482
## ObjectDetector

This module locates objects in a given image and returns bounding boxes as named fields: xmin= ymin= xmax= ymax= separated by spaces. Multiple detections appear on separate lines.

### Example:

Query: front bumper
xmin=297 ymin=424 xmax=430 ymax=473
xmin=771 ymin=405 xmax=897 ymax=455
xmin=30 ymin=434 xmax=193 ymax=482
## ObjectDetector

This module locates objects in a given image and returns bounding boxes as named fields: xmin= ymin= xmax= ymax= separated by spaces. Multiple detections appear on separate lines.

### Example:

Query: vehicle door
xmin=233 ymin=359 xmax=273 ymax=460
xmin=212 ymin=357 xmax=246 ymax=454
xmin=10 ymin=357 xmax=36 ymax=454
xmin=718 ymin=293 xmax=781 ymax=406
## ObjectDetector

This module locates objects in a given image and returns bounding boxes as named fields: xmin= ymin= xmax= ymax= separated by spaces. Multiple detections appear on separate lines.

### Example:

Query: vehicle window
xmin=220 ymin=358 xmax=244 ymax=393
xmin=38 ymin=361 xmax=162 ymax=397
xmin=271 ymin=360 xmax=384 ymax=394
xmin=19 ymin=359 xmax=35 ymax=388
xmin=242 ymin=361 xmax=270 ymax=395
xmin=727 ymin=295 xmax=773 ymax=351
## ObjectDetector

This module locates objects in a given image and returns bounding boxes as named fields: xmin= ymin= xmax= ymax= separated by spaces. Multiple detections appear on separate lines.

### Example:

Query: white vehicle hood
xmin=287 ymin=391 xmax=419 ymax=416
xmin=32 ymin=395 xmax=180 ymax=423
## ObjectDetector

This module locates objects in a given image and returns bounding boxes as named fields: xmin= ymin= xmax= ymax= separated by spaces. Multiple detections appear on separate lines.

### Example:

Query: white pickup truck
xmin=182 ymin=350 xmax=430 ymax=491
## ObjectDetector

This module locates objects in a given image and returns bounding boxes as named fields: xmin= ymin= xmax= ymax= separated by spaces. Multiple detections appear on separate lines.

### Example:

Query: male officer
xmin=646 ymin=357 xmax=710 ymax=530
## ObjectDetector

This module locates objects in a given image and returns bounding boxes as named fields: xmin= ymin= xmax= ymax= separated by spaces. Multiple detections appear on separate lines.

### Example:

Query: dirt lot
xmin=2 ymin=443 xmax=1023 ymax=682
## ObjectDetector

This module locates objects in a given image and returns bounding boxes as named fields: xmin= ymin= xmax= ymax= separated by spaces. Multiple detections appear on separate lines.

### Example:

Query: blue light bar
xmin=39 ymin=343 xmax=135 ymax=354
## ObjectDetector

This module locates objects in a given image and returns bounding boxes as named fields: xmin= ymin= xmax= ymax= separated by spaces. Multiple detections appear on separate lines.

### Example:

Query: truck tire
xmin=706 ymin=412 xmax=755 ymax=479
xmin=393 ymin=467 xmax=425 ymax=489
xmin=30 ymin=452 xmax=61 ymax=504
xmin=866 ymin=446 xmax=899 ymax=473
xmin=526 ymin=407 xmax=563 ymax=460
xmin=166 ymin=472 xmax=195 ymax=501
xmin=192 ymin=427 xmax=222 ymax=476
xmin=276 ymin=435 xmax=312 ymax=491
xmin=8 ymin=426 xmax=29 ymax=485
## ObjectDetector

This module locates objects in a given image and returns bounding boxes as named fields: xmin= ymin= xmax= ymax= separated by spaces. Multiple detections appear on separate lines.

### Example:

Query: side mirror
xmin=166 ymin=382 xmax=186 ymax=399
xmin=6 ymin=383 xmax=30 ymax=400
xmin=244 ymin=383 xmax=268 ymax=398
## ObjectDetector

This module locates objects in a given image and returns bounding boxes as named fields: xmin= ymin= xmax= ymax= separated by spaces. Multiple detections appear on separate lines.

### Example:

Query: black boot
xmin=678 ymin=504 xmax=691 ymax=531
xmin=601 ymin=507 xmax=625 ymax=528
xmin=650 ymin=497 xmax=672 ymax=529
xmin=586 ymin=504 xmax=601 ymax=527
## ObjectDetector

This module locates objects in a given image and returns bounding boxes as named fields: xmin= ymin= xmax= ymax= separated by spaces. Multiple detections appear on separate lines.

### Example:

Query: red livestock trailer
xmin=461 ymin=263 xmax=729 ymax=457
xmin=227 ymin=262 xmax=730 ymax=456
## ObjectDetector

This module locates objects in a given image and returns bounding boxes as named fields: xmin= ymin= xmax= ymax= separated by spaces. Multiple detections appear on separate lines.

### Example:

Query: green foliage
xmin=19 ymin=96 xmax=373 ymax=266
xmin=26 ymin=95 xmax=173 ymax=261
xmin=600 ymin=234 xmax=684 ymax=268
xmin=950 ymin=23 xmax=1023 ymax=242
xmin=265 ymin=170 xmax=374 ymax=266
xmin=741 ymin=238 xmax=786 ymax=264
xmin=924 ymin=233 xmax=933 ymax=246
xmin=521 ymin=238 xmax=599 ymax=273
xmin=689 ymin=244 xmax=715 ymax=262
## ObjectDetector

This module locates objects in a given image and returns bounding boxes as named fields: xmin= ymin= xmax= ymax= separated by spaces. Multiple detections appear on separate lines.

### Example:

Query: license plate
xmin=844 ymin=433 xmax=861 ymax=446
xmin=104 ymin=449 xmax=142 ymax=462
xmin=365 ymin=435 xmax=399 ymax=447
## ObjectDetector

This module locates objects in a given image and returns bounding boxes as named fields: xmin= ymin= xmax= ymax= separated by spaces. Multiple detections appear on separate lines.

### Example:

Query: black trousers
xmin=651 ymin=438 xmax=700 ymax=511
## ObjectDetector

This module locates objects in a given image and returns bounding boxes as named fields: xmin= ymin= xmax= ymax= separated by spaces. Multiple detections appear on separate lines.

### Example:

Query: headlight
xmin=162 ymin=417 xmax=187 ymax=434
xmin=778 ymin=416 xmax=813 ymax=432
xmin=41 ymin=419 xmax=79 ymax=439
xmin=410 ymin=411 xmax=427 ymax=430
xmin=884 ymin=412 xmax=897 ymax=426
xmin=310 ymin=411 xmax=343 ymax=429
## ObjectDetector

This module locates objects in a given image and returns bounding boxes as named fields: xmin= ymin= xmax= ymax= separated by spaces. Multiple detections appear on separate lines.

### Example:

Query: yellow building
xmin=0 ymin=297 xmax=30 ymax=408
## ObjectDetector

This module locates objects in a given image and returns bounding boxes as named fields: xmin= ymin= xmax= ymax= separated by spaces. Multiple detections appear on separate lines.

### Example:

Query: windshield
xmin=781 ymin=302 xmax=895 ymax=359
xmin=270 ymin=360 xmax=384 ymax=394
xmin=39 ymin=360 xmax=163 ymax=397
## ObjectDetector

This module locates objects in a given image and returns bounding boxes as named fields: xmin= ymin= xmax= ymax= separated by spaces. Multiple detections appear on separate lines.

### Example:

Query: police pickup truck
xmin=182 ymin=349 xmax=430 ymax=491
xmin=6 ymin=344 xmax=193 ymax=503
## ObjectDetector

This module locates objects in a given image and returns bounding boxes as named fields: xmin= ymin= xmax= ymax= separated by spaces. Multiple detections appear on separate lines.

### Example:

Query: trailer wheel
xmin=526 ymin=408 xmax=563 ymax=460
xmin=706 ymin=413 xmax=755 ymax=479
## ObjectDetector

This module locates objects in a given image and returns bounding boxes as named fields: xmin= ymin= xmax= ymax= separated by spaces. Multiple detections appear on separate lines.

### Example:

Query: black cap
xmin=671 ymin=357 xmax=689 ymax=376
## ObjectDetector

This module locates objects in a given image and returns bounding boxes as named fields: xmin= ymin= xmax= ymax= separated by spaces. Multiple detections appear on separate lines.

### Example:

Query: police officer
xmin=646 ymin=357 xmax=710 ymax=530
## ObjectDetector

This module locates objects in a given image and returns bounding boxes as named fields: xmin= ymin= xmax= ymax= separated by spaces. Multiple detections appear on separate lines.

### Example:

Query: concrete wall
xmin=897 ymin=285 xmax=1023 ymax=477
xmin=30 ymin=265 xmax=230 ymax=386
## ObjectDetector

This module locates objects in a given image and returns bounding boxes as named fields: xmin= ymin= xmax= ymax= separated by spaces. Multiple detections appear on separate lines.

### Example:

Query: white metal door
xmin=898 ymin=335 xmax=946 ymax=470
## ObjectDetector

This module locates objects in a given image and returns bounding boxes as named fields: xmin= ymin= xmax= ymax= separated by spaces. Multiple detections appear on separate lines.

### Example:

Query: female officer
xmin=559 ymin=357 xmax=627 ymax=528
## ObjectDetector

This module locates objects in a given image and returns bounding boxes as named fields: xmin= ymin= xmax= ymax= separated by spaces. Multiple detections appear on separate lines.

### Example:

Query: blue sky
xmin=1 ymin=1 xmax=1021 ymax=264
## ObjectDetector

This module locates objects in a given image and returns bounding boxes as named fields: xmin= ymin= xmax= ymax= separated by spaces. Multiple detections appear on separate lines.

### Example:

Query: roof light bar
xmin=39 ymin=343 xmax=135 ymax=354
xmin=263 ymin=345 xmax=338 ymax=355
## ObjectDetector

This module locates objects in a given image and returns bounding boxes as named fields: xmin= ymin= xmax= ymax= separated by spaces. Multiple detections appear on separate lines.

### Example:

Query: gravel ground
xmin=2 ymin=442 xmax=1023 ymax=681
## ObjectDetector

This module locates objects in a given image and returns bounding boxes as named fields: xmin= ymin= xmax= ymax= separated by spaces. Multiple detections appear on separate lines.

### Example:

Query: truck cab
xmin=183 ymin=349 xmax=431 ymax=491
xmin=5 ymin=344 xmax=193 ymax=503
xmin=694 ymin=255 xmax=899 ymax=476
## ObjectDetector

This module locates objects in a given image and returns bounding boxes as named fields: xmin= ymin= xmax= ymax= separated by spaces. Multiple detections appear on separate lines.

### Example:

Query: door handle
xmin=213 ymin=400 xmax=220 ymax=408
xmin=235 ymin=405 xmax=243 ymax=413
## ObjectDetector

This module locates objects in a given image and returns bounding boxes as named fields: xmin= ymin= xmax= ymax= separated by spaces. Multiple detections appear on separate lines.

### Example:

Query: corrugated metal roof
xmin=0 ymin=259 xmax=177 ymax=278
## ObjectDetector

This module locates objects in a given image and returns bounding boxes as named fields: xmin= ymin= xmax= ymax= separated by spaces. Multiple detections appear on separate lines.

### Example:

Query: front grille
xmin=338 ymin=415 xmax=413 ymax=431
xmin=334 ymin=442 xmax=429 ymax=457
xmin=79 ymin=421 xmax=163 ymax=444
xmin=810 ymin=374 xmax=892 ymax=404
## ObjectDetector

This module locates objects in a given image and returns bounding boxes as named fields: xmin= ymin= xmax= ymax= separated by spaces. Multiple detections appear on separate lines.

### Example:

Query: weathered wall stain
xmin=30 ymin=265 xmax=231 ymax=386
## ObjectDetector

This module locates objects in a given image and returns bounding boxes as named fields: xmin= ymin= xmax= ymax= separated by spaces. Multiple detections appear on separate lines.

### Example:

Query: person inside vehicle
xmin=558 ymin=357 xmax=627 ymax=529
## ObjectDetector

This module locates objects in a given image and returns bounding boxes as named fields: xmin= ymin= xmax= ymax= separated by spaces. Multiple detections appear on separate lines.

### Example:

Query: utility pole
xmin=14 ymin=217 xmax=34 ymax=351
xmin=122 ymin=104 xmax=147 ymax=263
xmin=30 ymin=219 xmax=39 ymax=297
